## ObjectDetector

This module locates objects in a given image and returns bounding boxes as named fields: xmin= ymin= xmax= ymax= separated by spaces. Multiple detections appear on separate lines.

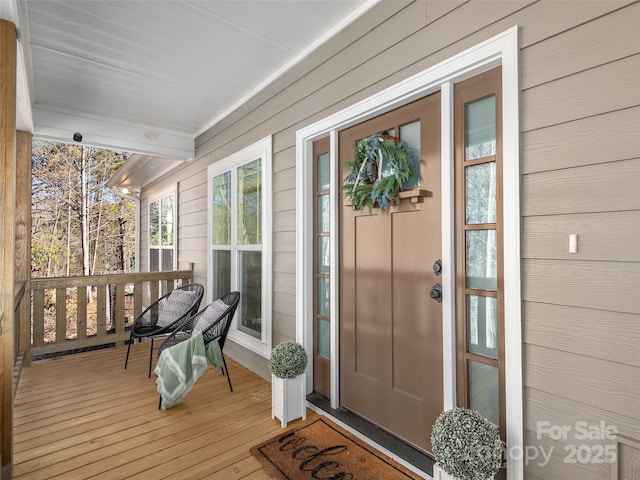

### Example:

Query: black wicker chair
xmin=157 ymin=291 xmax=240 ymax=408
xmin=124 ymin=283 xmax=204 ymax=377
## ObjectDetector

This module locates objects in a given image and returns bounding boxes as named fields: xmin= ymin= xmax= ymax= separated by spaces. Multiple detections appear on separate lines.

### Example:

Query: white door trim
xmin=296 ymin=26 xmax=522 ymax=480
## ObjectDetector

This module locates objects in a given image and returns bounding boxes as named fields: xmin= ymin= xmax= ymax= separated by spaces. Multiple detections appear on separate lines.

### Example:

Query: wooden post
xmin=0 ymin=18 xmax=17 ymax=480
xmin=16 ymin=131 xmax=32 ymax=365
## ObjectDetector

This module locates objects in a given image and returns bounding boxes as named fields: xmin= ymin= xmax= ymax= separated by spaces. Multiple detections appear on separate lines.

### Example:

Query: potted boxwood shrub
xmin=431 ymin=407 xmax=503 ymax=480
xmin=268 ymin=341 xmax=308 ymax=428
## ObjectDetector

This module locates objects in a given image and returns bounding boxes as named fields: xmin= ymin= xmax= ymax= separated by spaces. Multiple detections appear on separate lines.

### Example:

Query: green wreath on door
xmin=342 ymin=134 xmax=415 ymax=213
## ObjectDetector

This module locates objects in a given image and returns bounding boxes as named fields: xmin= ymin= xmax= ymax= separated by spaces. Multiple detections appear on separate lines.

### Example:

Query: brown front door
xmin=339 ymin=92 xmax=442 ymax=452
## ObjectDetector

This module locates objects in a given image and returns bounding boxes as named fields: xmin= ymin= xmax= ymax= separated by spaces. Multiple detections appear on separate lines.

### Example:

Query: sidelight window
xmin=455 ymin=67 xmax=505 ymax=436
xmin=313 ymin=137 xmax=331 ymax=398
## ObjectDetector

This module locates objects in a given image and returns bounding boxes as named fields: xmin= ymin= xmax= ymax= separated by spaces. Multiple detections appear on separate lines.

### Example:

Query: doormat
xmin=250 ymin=418 xmax=422 ymax=480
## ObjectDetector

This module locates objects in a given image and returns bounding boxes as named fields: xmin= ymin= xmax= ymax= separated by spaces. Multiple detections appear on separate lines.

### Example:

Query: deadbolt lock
xmin=430 ymin=283 xmax=442 ymax=303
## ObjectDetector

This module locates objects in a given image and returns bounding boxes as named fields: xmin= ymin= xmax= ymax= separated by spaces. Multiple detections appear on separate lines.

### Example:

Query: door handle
xmin=429 ymin=283 xmax=442 ymax=303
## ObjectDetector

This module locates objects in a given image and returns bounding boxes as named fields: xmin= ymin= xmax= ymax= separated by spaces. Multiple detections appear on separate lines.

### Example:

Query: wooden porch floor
xmin=13 ymin=343 xmax=313 ymax=479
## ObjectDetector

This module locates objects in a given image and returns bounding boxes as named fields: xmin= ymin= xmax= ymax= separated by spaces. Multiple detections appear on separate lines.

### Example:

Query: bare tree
xmin=31 ymin=140 xmax=136 ymax=278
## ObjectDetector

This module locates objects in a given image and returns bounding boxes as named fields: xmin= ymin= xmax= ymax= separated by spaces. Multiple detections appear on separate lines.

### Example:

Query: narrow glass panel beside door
xmin=465 ymin=230 xmax=497 ymax=290
xmin=318 ymin=195 xmax=330 ymax=233
xmin=317 ymin=237 xmax=330 ymax=274
xmin=317 ymin=277 xmax=330 ymax=317
xmin=465 ymin=162 xmax=496 ymax=224
xmin=466 ymin=295 xmax=498 ymax=359
xmin=456 ymin=67 xmax=504 ymax=441
xmin=317 ymin=318 xmax=330 ymax=358
xmin=317 ymin=152 xmax=330 ymax=191
xmin=465 ymin=95 xmax=496 ymax=160
xmin=468 ymin=360 xmax=499 ymax=426
xmin=313 ymin=136 xmax=331 ymax=399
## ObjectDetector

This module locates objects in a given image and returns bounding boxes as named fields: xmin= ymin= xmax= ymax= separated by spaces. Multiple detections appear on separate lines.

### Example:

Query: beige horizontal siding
xmin=273 ymin=189 xmax=295 ymax=213
xmin=273 ymin=147 xmax=295 ymax=173
xmin=176 ymin=181 xmax=206 ymax=205
xmin=517 ymin=0 xmax=634 ymax=47
xmin=526 ymin=344 xmax=639 ymax=420
xmin=273 ymin=231 xmax=295 ymax=253
xmin=518 ymin=4 xmax=640 ymax=479
xmin=178 ymin=238 xmax=205 ymax=253
xmin=522 ymin=54 xmax=640 ymax=132
xmin=522 ymin=211 xmax=640 ymax=262
xmin=522 ymin=159 xmax=640 ymax=216
xmin=176 ymin=163 xmax=207 ymax=189
xmin=273 ymin=210 xmax=295 ymax=232
xmin=525 ymin=474 xmax=546 ymax=480
xmin=273 ymin=168 xmax=296 ymax=194
xmin=521 ymin=2 xmax=639 ymax=90
xmin=522 ymin=106 xmax=640 ymax=174
xmin=273 ymin=252 xmax=295 ymax=275
xmin=273 ymin=272 xmax=296 ymax=295
xmin=177 ymin=211 xmax=207 ymax=232
xmin=272 ymin=311 xmax=295 ymax=338
xmin=273 ymin=292 xmax=296 ymax=322
xmin=177 ymin=195 xmax=207 ymax=216
xmin=526 ymin=388 xmax=640 ymax=443
xmin=523 ymin=430 xmax=610 ymax=480
xmin=523 ymin=258 xmax=640 ymax=314
xmin=524 ymin=378 xmax=640 ymax=479
xmin=524 ymin=302 xmax=640 ymax=367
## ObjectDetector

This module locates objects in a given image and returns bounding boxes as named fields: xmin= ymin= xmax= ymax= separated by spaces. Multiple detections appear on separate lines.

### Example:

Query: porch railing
xmin=28 ymin=269 xmax=195 ymax=360
xmin=14 ymin=281 xmax=26 ymax=397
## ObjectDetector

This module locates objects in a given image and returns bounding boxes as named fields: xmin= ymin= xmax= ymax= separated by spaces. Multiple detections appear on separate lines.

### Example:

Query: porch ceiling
xmin=2 ymin=0 xmax=373 ymax=166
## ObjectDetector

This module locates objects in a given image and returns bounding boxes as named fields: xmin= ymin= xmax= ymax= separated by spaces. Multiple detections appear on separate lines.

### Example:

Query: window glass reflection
xmin=465 ymin=96 xmax=496 ymax=160
xmin=466 ymin=162 xmax=496 ymax=224
xmin=466 ymin=230 xmax=497 ymax=290
xmin=468 ymin=360 xmax=499 ymax=426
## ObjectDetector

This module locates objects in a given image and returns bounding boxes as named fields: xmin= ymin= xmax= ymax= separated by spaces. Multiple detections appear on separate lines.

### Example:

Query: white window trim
xmin=207 ymin=136 xmax=273 ymax=358
xmin=148 ymin=185 xmax=178 ymax=271
xmin=296 ymin=27 xmax=522 ymax=479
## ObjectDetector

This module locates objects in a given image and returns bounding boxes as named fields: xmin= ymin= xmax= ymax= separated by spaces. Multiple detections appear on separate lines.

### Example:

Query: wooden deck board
xmin=13 ymin=343 xmax=313 ymax=479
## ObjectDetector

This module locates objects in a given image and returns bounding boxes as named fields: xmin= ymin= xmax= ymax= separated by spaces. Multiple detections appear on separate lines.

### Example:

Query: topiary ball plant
xmin=268 ymin=341 xmax=308 ymax=379
xmin=431 ymin=407 xmax=503 ymax=480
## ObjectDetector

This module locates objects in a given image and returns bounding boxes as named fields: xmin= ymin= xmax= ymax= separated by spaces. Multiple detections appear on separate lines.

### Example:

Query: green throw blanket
xmin=154 ymin=332 xmax=223 ymax=410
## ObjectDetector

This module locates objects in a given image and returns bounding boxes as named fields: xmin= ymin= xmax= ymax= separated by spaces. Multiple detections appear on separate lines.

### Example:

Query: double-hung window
xmin=208 ymin=136 xmax=272 ymax=356
xmin=149 ymin=187 xmax=177 ymax=275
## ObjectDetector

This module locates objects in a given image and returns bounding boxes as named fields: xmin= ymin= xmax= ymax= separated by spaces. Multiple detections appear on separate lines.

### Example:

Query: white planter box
xmin=432 ymin=464 xmax=451 ymax=480
xmin=271 ymin=374 xmax=306 ymax=428
xmin=432 ymin=464 xmax=494 ymax=480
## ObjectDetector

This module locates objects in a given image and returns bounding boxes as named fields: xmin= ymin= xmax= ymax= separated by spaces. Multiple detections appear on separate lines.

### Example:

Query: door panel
xmin=339 ymin=92 xmax=442 ymax=452
xmin=354 ymin=212 xmax=390 ymax=382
